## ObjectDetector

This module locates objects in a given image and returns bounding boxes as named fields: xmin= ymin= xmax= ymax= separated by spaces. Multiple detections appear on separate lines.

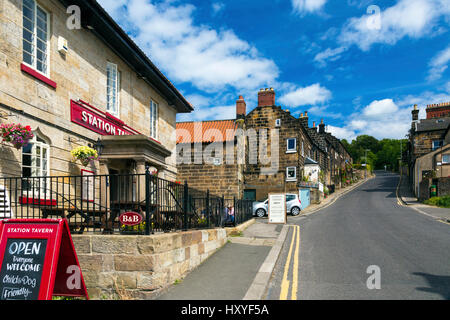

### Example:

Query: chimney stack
xmin=236 ymin=95 xmax=246 ymax=119
xmin=299 ymin=111 xmax=309 ymax=128
xmin=257 ymin=88 xmax=275 ymax=107
xmin=411 ymin=104 xmax=419 ymax=121
xmin=319 ymin=119 xmax=325 ymax=134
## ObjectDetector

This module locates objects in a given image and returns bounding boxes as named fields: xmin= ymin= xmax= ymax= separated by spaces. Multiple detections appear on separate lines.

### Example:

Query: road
xmin=267 ymin=172 xmax=450 ymax=300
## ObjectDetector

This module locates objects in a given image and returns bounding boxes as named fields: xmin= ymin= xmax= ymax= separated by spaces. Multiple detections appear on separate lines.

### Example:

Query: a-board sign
xmin=0 ymin=219 xmax=89 ymax=300
xmin=268 ymin=193 xmax=287 ymax=224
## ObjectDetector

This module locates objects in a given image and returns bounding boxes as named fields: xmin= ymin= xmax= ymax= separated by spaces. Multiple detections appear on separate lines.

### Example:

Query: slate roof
xmin=415 ymin=117 xmax=450 ymax=132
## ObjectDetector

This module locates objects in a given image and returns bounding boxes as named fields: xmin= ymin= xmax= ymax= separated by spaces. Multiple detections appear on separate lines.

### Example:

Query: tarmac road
xmin=267 ymin=172 xmax=450 ymax=300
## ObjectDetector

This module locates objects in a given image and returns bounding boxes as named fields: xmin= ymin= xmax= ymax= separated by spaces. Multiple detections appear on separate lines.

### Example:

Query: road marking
xmin=279 ymin=225 xmax=300 ymax=300
xmin=292 ymin=225 xmax=300 ymax=300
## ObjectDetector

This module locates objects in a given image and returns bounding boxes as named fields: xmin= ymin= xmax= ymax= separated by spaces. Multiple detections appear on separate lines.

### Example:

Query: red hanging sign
xmin=70 ymin=99 xmax=140 ymax=136
xmin=0 ymin=219 xmax=89 ymax=300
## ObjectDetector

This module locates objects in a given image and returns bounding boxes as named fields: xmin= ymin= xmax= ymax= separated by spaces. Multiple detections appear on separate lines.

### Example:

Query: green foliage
xmin=424 ymin=196 xmax=450 ymax=208
xmin=346 ymin=135 xmax=407 ymax=171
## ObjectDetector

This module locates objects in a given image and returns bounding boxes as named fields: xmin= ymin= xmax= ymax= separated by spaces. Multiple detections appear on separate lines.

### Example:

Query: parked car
xmin=253 ymin=194 xmax=302 ymax=218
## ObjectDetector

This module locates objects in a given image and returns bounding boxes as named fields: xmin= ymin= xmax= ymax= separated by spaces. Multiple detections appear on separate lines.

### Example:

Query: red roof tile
xmin=176 ymin=120 xmax=238 ymax=143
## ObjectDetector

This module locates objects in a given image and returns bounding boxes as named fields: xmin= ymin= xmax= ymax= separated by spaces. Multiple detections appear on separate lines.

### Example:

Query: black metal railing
xmin=0 ymin=170 xmax=253 ymax=235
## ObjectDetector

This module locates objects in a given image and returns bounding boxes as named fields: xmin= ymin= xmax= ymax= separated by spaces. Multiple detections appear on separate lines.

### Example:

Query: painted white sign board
xmin=268 ymin=193 xmax=286 ymax=224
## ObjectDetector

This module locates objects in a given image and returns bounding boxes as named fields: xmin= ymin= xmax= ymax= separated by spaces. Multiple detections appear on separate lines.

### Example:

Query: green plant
xmin=71 ymin=146 xmax=98 ymax=166
xmin=424 ymin=196 xmax=450 ymax=208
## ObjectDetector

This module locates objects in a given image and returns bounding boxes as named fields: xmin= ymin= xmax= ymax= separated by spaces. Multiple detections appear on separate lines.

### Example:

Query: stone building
xmin=0 ymin=0 xmax=192 ymax=184
xmin=176 ymin=88 xmax=353 ymax=202
xmin=176 ymin=117 xmax=245 ymax=199
xmin=243 ymin=89 xmax=320 ymax=201
xmin=408 ymin=103 xmax=450 ymax=197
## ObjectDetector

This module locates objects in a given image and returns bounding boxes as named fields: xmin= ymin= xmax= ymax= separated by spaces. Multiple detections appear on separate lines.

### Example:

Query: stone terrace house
xmin=176 ymin=117 xmax=245 ymax=199
xmin=408 ymin=103 xmax=450 ymax=197
xmin=176 ymin=88 xmax=352 ymax=202
xmin=0 ymin=0 xmax=192 ymax=183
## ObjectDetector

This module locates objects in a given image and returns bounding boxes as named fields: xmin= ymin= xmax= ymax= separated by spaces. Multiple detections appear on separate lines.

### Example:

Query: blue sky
xmin=98 ymin=0 xmax=450 ymax=141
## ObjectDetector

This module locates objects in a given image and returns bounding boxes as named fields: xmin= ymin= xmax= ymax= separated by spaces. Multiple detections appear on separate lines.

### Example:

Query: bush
xmin=424 ymin=196 xmax=450 ymax=208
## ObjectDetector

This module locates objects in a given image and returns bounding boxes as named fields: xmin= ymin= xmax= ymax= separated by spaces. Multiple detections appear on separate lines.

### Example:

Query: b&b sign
xmin=0 ymin=219 xmax=88 ymax=300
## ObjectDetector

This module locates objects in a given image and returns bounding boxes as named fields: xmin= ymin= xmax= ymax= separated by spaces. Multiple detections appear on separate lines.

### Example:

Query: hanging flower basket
xmin=71 ymin=146 xmax=98 ymax=167
xmin=0 ymin=123 xmax=34 ymax=149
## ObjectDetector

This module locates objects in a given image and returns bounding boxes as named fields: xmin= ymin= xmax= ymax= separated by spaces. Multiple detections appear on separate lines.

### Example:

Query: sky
xmin=97 ymin=0 xmax=450 ymax=142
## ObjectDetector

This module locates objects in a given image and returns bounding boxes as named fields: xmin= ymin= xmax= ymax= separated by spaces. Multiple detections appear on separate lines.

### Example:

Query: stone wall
xmin=176 ymin=141 xmax=244 ymax=199
xmin=436 ymin=177 xmax=450 ymax=197
xmin=72 ymin=228 xmax=227 ymax=300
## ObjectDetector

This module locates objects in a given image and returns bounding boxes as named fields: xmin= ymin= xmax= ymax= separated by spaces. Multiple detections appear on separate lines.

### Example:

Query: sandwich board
xmin=0 ymin=219 xmax=89 ymax=300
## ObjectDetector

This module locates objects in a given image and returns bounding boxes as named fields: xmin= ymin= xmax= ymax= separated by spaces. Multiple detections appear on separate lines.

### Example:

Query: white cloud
xmin=338 ymin=0 xmax=450 ymax=51
xmin=212 ymin=2 xmax=225 ymax=15
xmin=427 ymin=45 xmax=450 ymax=81
xmin=362 ymin=99 xmax=399 ymax=117
xmin=326 ymin=99 xmax=408 ymax=141
xmin=278 ymin=83 xmax=332 ymax=107
xmin=98 ymin=0 xmax=279 ymax=93
xmin=327 ymin=125 xmax=357 ymax=142
xmin=314 ymin=46 xmax=347 ymax=68
xmin=292 ymin=0 xmax=327 ymax=15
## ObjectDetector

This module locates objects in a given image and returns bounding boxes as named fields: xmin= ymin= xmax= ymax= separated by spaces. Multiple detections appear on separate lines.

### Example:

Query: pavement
xmin=397 ymin=172 xmax=450 ymax=224
xmin=156 ymin=177 xmax=372 ymax=300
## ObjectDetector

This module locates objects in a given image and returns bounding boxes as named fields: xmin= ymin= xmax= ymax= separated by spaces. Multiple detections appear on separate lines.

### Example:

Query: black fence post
xmin=145 ymin=165 xmax=151 ymax=235
xmin=233 ymin=196 xmax=237 ymax=227
xmin=206 ymin=189 xmax=210 ymax=228
xmin=183 ymin=180 xmax=188 ymax=231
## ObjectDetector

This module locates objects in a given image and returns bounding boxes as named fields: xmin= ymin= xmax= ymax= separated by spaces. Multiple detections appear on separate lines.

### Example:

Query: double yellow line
xmin=280 ymin=225 xmax=300 ymax=300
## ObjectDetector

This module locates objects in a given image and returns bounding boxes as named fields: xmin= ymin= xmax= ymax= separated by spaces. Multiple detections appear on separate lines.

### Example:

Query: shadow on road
xmin=413 ymin=272 xmax=450 ymax=299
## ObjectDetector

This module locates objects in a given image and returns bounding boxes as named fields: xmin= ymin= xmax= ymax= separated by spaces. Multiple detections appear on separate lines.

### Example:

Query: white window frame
xmin=286 ymin=138 xmax=296 ymax=153
xmin=275 ymin=119 xmax=281 ymax=127
xmin=150 ymin=99 xmax=159 ymax=139
xmin=22 ymin=0 xmax=50 ymax=76
xmin=442 ymin=154 xmax=450 ymax=164
xmin=286 ymin=167 xmax=297 ymax=182
xmin=106 ymin=62 xmax=120 ymax=116
xmin=21 ymin=135 xmax=50 ymax=197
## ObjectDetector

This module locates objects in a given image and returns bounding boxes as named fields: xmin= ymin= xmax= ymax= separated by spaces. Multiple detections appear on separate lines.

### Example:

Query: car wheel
xmin=256 ymin=208 xmax=266 ymax=218
xmin=291 ymin=206 xmax=301 ymax=216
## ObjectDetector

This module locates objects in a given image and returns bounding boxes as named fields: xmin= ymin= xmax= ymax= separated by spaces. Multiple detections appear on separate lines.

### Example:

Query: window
xmin=150 ymin=100 xmax=158 ymax=139
xmin=275 ymin=119 xmax=281 ymax=127
xmin=286 ymin=167 xmax=297 ymax=181
xmin=443 ymin=154 xmax=450 ymax=164
xmin=22 ymin=135 xmax=50 ymax=195
xmin=286 ymin=138 xmax=296 ymax=153
xmin=23 ymin=0 xmax=49 ymax=75
xmin=432 ymin=140 xmax=443 ymax=151
xmin=301 ymin=141 xmax=304 ymax=157
xmin=286 ymin=194 xmax=296 ymax=202
xmin=106 ymin=62 xmax=120 ymax=116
